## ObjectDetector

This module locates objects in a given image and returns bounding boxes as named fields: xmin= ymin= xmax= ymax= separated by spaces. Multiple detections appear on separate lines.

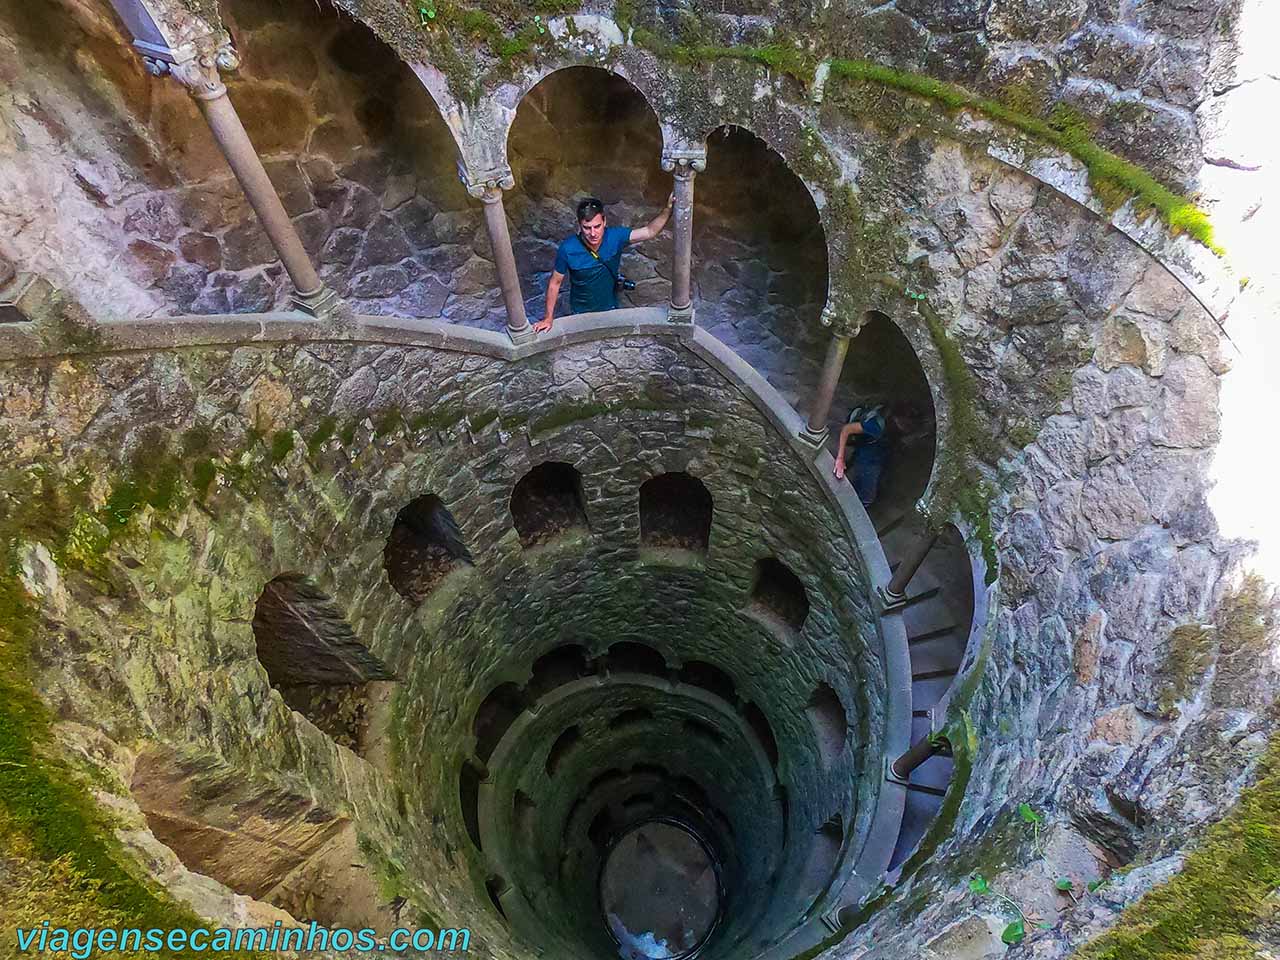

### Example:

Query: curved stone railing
xmin=0 ymin=305 xmax=910 ymax=941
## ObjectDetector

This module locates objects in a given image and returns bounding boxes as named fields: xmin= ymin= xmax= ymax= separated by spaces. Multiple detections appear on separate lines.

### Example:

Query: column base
xmin=875 ymin=584 xmax=907 ymax=613
xmin=883 ymin=754 xmax=911 ymax=787
xmin=0 ymin=273 xmax=56 ymax=324
xmin=291 ymin=285 xmax=341 ymax=319
xmin=507 ymin=323 xmax=536 ymax=345
xmin=797 ymin=424 xmax=829 ymax=451
xmin=666 ymin=302 xmax=694 ymax=325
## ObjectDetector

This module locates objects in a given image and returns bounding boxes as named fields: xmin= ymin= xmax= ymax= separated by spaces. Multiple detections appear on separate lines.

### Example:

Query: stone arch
xmin=383 ymin=493 xmax=473 ymax=604
xmin=251 ymin=573 xmax=394 ymax=754
xmin=748 ymin=557 xmax=811 ymax=636
xmin=473 ymin=681 xmax=528 ymax=764
xmin=504 ymin=64 xmax=668 ymax=320
xmin=510 ymin=460 xmax=590 ymax=548
xmin=692 ymin=124 xmax=830 ymax=406
xmin=639 ymin=472 xmax=713 ymax=553
xmin=836 ymin=310 xmax=941 ymax=521
xmin=805 ymin=682 xmax=848 ymax=770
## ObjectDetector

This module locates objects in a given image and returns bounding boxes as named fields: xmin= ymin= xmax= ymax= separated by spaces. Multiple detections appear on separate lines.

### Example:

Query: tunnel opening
xmin=129 ymin=746 xmax=387 ymax=929
xmin=459 ymin=761 xmax=484 ymax=851
xmin=510 ymin=461 xmax=590 ymax=548
xmin=507 ymin=66 xmax=667 ymax=320
xmin=640 ymin=472 xmax=713 ymax=553
xmin=251 ymin=574 xmax=394 ymax=754
xmin=383 ymin=493 xmax=473 ymax=604
xmin=748 ymin=557 xmax=810 ymax=636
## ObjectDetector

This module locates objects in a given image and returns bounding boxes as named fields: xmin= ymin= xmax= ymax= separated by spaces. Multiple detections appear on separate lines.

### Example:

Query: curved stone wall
xmin=0 ymin=314 xmax=908 ymax=958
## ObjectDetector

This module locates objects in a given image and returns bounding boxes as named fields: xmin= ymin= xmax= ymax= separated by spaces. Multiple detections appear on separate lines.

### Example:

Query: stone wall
xmin=0 ymin=325 xmax=893 ymax=958
xmin=0 ymin=0 xmax=502 ymax=324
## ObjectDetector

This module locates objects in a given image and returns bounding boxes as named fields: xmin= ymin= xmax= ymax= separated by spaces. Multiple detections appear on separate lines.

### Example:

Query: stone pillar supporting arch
xmin=661 ymin=147 xmax=707 ymax=324
xmin=463 ymin=165 xmax=532 ymax=343
xmin=102 ymin=0 xmax=339 ymax=317
xmin=800 ymin=306 xmax=869 ymax=450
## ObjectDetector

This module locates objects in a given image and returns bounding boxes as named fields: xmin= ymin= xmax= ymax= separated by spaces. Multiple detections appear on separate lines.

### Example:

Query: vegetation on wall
xmin=1074 ymin=726 xmax=1280 ymax=960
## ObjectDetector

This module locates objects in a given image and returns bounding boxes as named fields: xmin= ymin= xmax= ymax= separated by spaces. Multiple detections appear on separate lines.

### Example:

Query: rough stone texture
xmin=1 ymin=330 xmax=887 ymax=959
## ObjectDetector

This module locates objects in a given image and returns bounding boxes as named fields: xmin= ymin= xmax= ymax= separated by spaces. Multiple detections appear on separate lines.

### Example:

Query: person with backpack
xmin=533 ymin=195 xmax=674 ymax=332
xmin=834 ymin=403 xmax=889 ymax=506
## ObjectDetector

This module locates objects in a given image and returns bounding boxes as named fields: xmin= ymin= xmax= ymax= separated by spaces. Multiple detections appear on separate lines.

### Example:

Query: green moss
xmin=825 ymin=59 xmax=1218 ymax=251
xmin=1155 ymin=624 xmax=1214 ymax=717
xmin=307 ymin=415 xmax=338 ymax=457
xmin=469 ymin=409 xmax=499 ymax=432
xmin=0 ymin=571 xmax=208 ymax=950
xmin=1075 ymin=732 xmax=1280 ymax=960
xmin=530 ymin=401 xmax=611 ymax=435
xmin=374 ymin=410 xmax=404 ymax=437
xmin=269 ymin=429 xmax=296 ymax=463
xmin=914 ymin=302 xmax=999 ymax=583
xmin=338 ymin=421 xmax=360 ymax=446
xmin=191 ymin=459 xmax=217 ymax=498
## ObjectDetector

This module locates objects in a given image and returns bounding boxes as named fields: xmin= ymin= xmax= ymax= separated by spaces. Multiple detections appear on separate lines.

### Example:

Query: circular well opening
xmin=600 ymin=819 xmax=721 ymax=959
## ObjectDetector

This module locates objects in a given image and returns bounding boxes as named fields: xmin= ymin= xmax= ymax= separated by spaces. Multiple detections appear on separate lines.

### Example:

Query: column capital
xmin=460 ymin=165 xmax=516 ymax=201
xmin=661 ymin=149 xmax=707 ymax=175
xmin=167 ymin=44 xmax=238 ymax=99
xmin=819 ymin=304 xmax=865 ymax=339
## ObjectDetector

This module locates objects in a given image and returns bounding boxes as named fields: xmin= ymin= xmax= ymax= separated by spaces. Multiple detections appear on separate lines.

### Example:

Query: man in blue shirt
xmin=533 ymin=195 xmax=674 ymax=332
xmin=834 ymin=404 xmax=889 ymax=506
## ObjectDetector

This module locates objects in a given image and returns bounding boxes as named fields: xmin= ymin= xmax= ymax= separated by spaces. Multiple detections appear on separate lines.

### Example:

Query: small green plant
xmin=969 ymin=874 xmax=1030 ymax=945
xmin=416 ymin=0 xmax=437 ymax=25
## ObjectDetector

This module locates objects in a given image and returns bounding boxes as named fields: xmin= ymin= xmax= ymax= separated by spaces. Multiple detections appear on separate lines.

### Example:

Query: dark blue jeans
xmin=851 ymin=454 xmax=884 ymax=506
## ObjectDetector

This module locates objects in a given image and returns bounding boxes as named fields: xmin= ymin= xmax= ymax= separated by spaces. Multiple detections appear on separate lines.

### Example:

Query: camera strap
xmin=578 ymin=233 xmax=622 ymax=285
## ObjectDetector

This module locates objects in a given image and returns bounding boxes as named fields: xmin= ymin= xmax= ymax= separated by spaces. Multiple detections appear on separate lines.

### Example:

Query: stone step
xmin=887 ymin=788 xmax=946 ymax=872
xmin=908 ymin=633 xmax=966 ymax=675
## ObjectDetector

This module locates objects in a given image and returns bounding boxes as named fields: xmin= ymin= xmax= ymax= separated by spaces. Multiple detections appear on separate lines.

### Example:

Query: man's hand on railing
xmin=833 ymin=457 xmax=846 ymax=480
xmin=533 ymin=316 xmax=554 ymax=333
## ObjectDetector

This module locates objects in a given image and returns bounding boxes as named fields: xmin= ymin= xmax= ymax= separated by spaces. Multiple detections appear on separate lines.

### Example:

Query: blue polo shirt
xmin=554 ymin=226 xmax=632 ymax=314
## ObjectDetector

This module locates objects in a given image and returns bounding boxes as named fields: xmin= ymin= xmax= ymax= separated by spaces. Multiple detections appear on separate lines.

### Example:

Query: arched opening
xmin=603 ymin=642 xmax=669 ymax=679
xmin=695 ymin=125 xmax=828 ymax=408
xmin=639 ymin=472 xmax=713 ymax=553
xmin=546 ymin=726 xmax=582 ymax=778
xmin=676 ymin=660 xmax=738 ymax=704
xmin=459 ymin=761 xmax=484 ymax=850
xmin=485 ymin=876 xmax=509 ymax=922
xmin=748 ymin=557 xmax=810 ymax=635
xmin=506 ymin=66 xmax=667 ymax=322
xmin=743 ymin=702 xmax=780 ymax=771
xmin=805 ymin=683 xmax=848 ymax=769
xmin=801 ymin=814 xmax=844 ymax=899
xmin=383 ymin=493 xmax=472 ymax=604
xmin=510 ymin=461 xmax=590 ymax=548
xmin=473 ymin=682 xmax=527 ymax=764
xmin=63 ymin=0 xmax=481 ymax=321
xmin=525 ymin=644 xmax=591 ymax=703
xmin=834 ymin=311 xmax=938 ymax=523
xmin=251 ymin=574 xmax=394 ymax=754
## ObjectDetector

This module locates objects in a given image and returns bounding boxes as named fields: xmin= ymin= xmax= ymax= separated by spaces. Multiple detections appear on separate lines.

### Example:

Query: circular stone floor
xmin=601 ymin=821 xmax=721 ymax=959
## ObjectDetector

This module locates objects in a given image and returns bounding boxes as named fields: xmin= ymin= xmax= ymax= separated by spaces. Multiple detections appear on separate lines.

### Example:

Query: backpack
xmin=847 ymin=404 xmax=886 ymax=445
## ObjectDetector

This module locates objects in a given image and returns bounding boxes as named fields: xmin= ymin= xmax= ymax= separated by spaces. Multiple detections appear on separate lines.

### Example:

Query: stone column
xmin=878 ymin=527 xmax=939 ymax=610
xmin=466 ymin=170 xmax=531 ymax=344
xmin=661 ymin=150 xmax=706 ymax=324
xmin=799 ymin=306 xmax=862 ymax=449
xmin=105 ymin=0 xmax=338 ymax=317
xmin=889 ymin=733 xmax=949 ymax=781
